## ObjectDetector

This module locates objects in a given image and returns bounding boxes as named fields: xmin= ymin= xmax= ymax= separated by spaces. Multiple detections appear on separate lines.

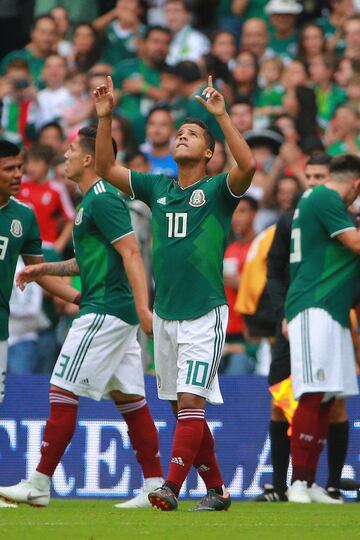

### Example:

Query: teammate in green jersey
xmin=284 ymin=154 xmax=360 ymax=504
xmin=0 ymin=128 xmax=164 ymax=509
xmin=0 ymin=140 xmax=81 ymax=509
xmin=93 ymin=75 xmax=256 ymax=511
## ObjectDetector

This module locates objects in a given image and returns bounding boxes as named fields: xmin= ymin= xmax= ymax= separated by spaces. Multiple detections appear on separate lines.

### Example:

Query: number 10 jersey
xmin=130 ymin=171 xmax=242 ymax=321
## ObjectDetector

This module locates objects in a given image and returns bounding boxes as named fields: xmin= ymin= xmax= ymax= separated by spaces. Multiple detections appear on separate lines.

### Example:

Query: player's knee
xmin=110 ymin=390 xmax=142 ymax=403
xmin=177 ymin=393 xmax=205 ymax=410
xmin=49 ymin=384 xmax=78 ymax=399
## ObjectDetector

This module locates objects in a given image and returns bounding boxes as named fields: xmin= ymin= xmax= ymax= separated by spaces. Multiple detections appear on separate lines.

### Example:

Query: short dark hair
xmin=231 ymin=97 xmax=253 ymax=109
xmin=39 ymin=121 xmax=64 ymax=139
xmin=27 ymin=144 xmax=54 ymax=165
xmin=330 ymin=154 xmax=360 ymax=179
xmin=176 ymin=61 xmax=201 ymax=83
xmin=31 ymin=14 xmax=56 ymax=32
xmin=180 ymin=117 xmax=215 ymax=160
xmin=0 ymin=140 xmax=21 ymax=159
xmin=306 ymin=152 xmax=331 ymax=167
xmin=78 ymin=126 xmax=117 ymax=159
xmin=240 ymin=195 xmax=259 ymax=212
xmin=124 ymin=149 xmax=149 ymax=165
xmin=144 ymin=25 xmax=171 ymax=40
xmin=148 ymin=104 xmax=173 ymax=121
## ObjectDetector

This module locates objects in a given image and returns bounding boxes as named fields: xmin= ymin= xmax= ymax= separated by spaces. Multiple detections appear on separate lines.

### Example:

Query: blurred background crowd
xmin=2 ymin=0 xmax=360 ymax=376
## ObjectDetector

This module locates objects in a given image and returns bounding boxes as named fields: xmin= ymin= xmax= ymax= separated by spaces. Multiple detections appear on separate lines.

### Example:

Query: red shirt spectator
xmin=17 ymin=144 xmax=75 ymax=253
xmin=223 ymin=196 xmax=258 ymax=337
xmin=18 ymin=177 xmax=75 ymax=246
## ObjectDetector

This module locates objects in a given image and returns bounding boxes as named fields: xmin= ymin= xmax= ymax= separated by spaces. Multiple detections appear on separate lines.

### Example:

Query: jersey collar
xmin=176 ymin=175 xmax=210 ymax=191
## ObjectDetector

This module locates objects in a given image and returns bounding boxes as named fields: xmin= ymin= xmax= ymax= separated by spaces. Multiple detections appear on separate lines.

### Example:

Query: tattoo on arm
xmin=43 ymin=258 xmax=79 ymax=276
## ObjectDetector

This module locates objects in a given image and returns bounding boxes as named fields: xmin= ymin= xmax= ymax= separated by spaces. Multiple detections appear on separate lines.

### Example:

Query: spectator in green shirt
xmin=309 ymin=53 xmax=347 ymax=130
xmin=0 ymin=15 xmax=58 ymax=87
xmin=96 ymin=0 xmax=146 ymax=66
xmin=265 ymin=0 xmax=302 ymax=64
xmin=112 ymin=25 xmax=171 ymax=145
xmin=325 ymin=103 xmax=360 ymax=157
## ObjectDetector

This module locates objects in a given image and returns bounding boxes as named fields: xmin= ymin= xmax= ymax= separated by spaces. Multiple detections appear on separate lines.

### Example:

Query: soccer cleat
xmin=148 ymin=485 xmax=178 ymax=511
xmin=189 ymin=489 xmax=231 ymax=512
xmin=0 ymin=480 xmax=50 ymax=507
xmin=0 ymin=499 xmax=17 ymax=508
xmin=114 ymin=478 xmax=163 ymax=509
xmin=253 ymin=483 xmax=288 ymax=502
xmin=308 ymin=483 xmax=343 ymax=504
xmin=326 ymin=487 xmax=344 ymax=503
xmin=287 ymin=480 xmax=311 ymax=503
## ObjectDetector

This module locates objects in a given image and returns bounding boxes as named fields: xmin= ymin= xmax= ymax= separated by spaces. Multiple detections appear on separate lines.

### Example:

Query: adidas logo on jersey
xmin=171 ymin=457 xmax=185 ymax=466
xmin=157 ymin=197 xmax=166 ymax=205
xmin=79 ymin=378 xmax=90 ymax=386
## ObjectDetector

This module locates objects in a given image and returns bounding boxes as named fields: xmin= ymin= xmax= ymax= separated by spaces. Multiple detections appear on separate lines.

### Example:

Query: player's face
xmin=173 ymin=124 xmax=211 ymax=164
xmin=0 ymin=155 xmax=23 ymax=199
xmin=64 ymin=138 xmax=88 ymax=181
xmin=305 ymin=164 xmax=330 ymax=189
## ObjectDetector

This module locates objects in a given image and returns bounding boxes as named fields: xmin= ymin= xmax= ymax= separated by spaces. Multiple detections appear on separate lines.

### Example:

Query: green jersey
xmin=285 ymin=185 xmax=360 ymax=328
xmin=73 ymin=179 xmax=138 ymax=325
xmin=0 ymin=197 xmax=42 ymax=340
xmin=130 ymin=171 xmax=241 ymax=320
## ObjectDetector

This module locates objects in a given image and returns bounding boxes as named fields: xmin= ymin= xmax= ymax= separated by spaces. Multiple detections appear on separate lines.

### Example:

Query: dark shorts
xmin=268 ymin=320 xmax=290 ymax=386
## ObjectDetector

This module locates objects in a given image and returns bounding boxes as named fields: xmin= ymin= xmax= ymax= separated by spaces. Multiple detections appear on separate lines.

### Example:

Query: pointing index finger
xmin=107 ymin=75 xmax=114 ymax=94
xmin=208 ymin=75 xmax=213 ymax=88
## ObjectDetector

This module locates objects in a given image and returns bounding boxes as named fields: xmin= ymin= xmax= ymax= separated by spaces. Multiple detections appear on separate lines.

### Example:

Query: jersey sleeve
xmin=129 ymin=170 xmax=163 ymax=208
xmin=215 ymin=173 xmax=244 ymax=210
xmin=91 ymin=192 xmax=133 ymax=244
xmin=310 ymin=188 xmax=355 ymax=238
xmin=21 ymin=211 xmax=43 ymax=257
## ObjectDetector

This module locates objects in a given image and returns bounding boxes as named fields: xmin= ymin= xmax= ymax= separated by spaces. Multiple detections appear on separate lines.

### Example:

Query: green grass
xmin=1 ymin=500 xmax=360 ymax=540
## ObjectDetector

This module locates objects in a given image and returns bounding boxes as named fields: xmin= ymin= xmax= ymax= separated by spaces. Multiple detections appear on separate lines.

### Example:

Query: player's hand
xmin=195 ymin=76 xmax=226 ymax=117
xmin=93 ymin=76 xmax=114 ymax=118
xmin=281 ymin=318 xmax=288 ymax=341
xmin=16 ymin=264 xmax=46 ymax=290
xmin=138 ymin=307 xmax=153 ymax=337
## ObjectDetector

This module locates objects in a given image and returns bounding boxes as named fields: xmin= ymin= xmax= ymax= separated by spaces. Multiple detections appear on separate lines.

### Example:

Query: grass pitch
xmin=1 ymin=500 xmax=360 ymax=540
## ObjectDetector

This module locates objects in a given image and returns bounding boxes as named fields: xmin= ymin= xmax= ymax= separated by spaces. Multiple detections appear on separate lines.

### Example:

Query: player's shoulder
xmin=90 ymin=179 xmax=128 ymax=207
xmin=9 ymin=197 xmax=35 ymax=217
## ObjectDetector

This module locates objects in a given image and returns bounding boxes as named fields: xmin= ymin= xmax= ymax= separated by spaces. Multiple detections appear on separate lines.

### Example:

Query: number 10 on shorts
xmin=185 ymin=360 xmax=208 ymax=387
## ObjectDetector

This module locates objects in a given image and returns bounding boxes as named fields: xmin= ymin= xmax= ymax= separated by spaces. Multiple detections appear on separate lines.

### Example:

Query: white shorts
xmin=0 ymin=340 xmax=8 ymax=403
xmin=153 ymin=305 xmax=228 ymax=405
xmin=288 ymin=308 xmax=359 ymax=400
xmin=51 ymin=313 xmax=145 ymax=400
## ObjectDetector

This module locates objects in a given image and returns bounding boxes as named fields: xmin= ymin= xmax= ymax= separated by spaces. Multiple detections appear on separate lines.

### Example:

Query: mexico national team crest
xmin=75 ymin=208 xmax=83 ymax=225
xmin=189 ymin=189 xmax=206 ymax=207
xmin=10 ymin=219 xmax=22 ymax=238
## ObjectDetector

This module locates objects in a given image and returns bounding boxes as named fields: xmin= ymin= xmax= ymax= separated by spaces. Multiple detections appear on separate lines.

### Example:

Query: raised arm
xmin=195 ymin=75 xmax=256 ymax=196
xmin=93 ymin=76 xmax=132 ymax=195
xmin=113 ymin=232 xmax=153 ymax=336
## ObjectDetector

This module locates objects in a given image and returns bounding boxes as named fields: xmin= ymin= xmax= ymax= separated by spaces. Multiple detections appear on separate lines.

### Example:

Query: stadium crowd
xmin=1 ymin=0 xmax=360 ymax=377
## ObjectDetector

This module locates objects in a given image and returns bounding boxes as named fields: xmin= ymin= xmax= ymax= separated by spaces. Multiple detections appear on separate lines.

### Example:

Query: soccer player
xmin=258 ymin=153 xmax=352 ymax=503
xmin=0 ymin=140 xmax=80 ymax=508
xmin=93 ymin=76 xmax=256 ymax=511
xmin=285 ymin=154 xmax=360 ymax=503
xmin=0 ymin=127 xmax=164 ymax=508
